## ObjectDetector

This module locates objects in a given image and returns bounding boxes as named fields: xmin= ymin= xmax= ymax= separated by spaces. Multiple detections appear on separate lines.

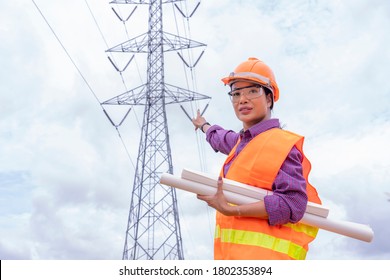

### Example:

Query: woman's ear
xmin=266 ymin=92 xmax=274 ymax=109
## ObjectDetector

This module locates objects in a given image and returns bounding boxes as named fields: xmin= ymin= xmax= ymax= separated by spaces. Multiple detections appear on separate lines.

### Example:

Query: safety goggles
xmin=227 ymin=85 xmax=264 ymax=103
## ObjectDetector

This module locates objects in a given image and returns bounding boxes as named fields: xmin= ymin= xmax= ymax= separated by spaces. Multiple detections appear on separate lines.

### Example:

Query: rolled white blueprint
xmin=160 ymin=173 xmax=374 ymax=243
xmin=181 ymin=168 xmax=329 ymax=218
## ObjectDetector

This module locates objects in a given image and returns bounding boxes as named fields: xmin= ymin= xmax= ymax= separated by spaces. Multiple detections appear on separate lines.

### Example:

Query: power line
xmin=32 ymin=0 xmax=136 ymax=170
xmin=32 ymin=0 xmax=101 ymax=106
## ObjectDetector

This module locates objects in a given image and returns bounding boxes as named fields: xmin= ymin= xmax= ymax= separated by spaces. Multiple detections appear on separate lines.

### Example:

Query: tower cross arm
xmin=164 ymin=84 xmax=211 ymax=104
xmin=101 ymin=83 xmax=210 ymax=106
xmin=107 ymin=33 xmax=149 ymax=53
xmin=162 ymin=32 xmax=206 ymax=52
xmin=101 ymin=84 xmax=148 ymax=105
xmin=106 ymin=31 xmax=206 ymax=54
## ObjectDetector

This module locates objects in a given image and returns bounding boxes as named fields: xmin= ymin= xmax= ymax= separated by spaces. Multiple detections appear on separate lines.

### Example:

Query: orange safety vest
xmin=215 ymin=128 xmax=321 ymax=260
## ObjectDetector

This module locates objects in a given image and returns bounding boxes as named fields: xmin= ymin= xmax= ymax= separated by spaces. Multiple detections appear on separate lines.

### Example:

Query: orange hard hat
xmin=221 ymin=57 xmax=280 ymax=102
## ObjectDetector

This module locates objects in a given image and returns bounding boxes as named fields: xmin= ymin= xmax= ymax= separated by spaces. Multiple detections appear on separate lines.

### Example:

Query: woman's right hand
xmin=192 ymin=109 xmax=207 ymax=131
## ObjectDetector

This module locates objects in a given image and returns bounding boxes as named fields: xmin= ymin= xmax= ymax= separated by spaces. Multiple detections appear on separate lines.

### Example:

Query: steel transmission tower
xmin=102 ymin=0 xmax=210 ymax=260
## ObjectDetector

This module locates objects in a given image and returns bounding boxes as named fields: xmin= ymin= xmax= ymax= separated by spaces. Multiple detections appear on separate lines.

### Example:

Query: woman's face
xmin=230 ymin=81 xmax=273 ymax=130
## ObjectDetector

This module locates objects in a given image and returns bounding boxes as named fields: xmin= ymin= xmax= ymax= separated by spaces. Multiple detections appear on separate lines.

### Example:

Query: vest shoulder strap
xmin=225 ymin=128 xmax=302 ymax=189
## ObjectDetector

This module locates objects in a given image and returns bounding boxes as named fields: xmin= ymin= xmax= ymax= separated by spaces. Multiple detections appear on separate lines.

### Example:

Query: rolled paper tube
xmin=160 ymin=173 xmax=374 ymax=243
xmin=161 ymin=172 xmax=259 ymax=205
xmin=181 ymin=168 xmax=329 ymax=218
xmin=301 ymin=213 xmax=374 ymax=243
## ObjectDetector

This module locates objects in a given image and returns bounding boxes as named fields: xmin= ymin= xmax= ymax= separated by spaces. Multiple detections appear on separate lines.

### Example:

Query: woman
xmin=192 ymin=57 xmax=322 ymax=260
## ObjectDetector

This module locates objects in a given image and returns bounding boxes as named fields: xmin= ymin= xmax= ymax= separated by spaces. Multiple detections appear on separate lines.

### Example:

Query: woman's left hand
xmin=197 ymin=176 xmax=234 ymax=216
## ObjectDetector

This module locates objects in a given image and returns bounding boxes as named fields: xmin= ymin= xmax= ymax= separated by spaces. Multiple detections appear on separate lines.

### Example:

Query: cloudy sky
xmin=1 ymin=0 xmax=389 ymax=260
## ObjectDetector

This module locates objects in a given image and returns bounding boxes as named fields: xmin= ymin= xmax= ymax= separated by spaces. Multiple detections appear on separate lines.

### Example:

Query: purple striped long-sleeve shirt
xmin=205 ymin=118 xmax=308 ymax=225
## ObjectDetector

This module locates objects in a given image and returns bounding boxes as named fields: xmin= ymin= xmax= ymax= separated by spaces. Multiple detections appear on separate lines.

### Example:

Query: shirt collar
xmin=240 ymin=118 xmax=281 ymax=139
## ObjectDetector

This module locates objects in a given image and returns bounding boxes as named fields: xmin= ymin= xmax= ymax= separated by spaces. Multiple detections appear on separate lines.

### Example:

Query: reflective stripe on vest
xmin=215 ymin=225 xmax=309 ymax=260
xmin=284 ymin=223 xmax=319 ymax=239
xmin=214 ymin=128 xmax=321 ymax=260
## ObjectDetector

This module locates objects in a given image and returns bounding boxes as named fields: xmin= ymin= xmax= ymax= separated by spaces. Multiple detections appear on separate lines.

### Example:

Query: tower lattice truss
xmin=103 ymin=0 xmax=210 ymax=260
